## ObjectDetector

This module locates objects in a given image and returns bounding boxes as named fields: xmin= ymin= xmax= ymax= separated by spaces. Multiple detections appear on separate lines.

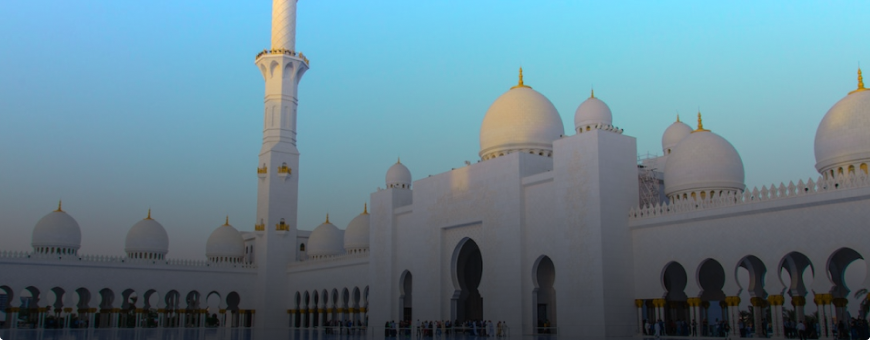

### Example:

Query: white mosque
xmin=2 ymin=0 xmax=870 ymax=338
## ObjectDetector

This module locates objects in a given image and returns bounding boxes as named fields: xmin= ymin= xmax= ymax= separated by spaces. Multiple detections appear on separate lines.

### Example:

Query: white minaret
xmin=253 ymin=0 xmax=308 ymax=329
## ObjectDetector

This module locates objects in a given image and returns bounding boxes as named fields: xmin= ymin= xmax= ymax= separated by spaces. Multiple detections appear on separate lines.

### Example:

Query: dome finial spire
xmin=325 ymin=213 xmax=330 ymax=224
xmin=850 ymin=67 xmax=867 ymax=94
xmin=146 ymin=208 xmax=152 ymax=220
xmin=224 ymin=215 xmax=229 ymax=226
xmin=363 ymin=203 xmax=368 ymax=215
xmin=590 ymin=87 xmax=595 ymax=98
xmin=511 ymin=67 xmax=532 ymax=89
xmin=676 ymin=114 xmax=680 ymax=123
xmin=56 ymin=200 xmax=63 ymax=212
xmin=693 ymin=110 xmax=710 ymax=133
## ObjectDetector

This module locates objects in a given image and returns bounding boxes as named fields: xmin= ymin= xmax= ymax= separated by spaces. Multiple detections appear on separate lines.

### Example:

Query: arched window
xmin=300 ymin=243 xmax=306 ymax=252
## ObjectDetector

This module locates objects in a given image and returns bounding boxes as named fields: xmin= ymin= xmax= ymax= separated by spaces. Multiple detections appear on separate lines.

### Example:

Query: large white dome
xmin=344 ymin=206 xmax=370 ymax=252
xmin=205 ymin=218 xmax=245 ymax=263
xmin=661 ymin=117 xmax=693 ymax=155
xmin=664 ymin=116 xmax=745 ymax=200
xmin=479 ymin=69 xmax=564 ymax=160
xmin=574 ymin=90 xmax=613 ymax=133
xmin=125 ymin=210 xmax=169 ymax=259
xmin=814 ymin=71 xmax=870 ymax=176
xmin=386 ymin=160 xmax=412 ymax=189
xmin=307 ymin=216 xmax=344 ymax=258
xmin=32 ymin=203 xmax=82 ymax=254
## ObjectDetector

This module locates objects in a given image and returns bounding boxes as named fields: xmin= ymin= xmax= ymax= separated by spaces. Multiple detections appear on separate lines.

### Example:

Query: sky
xmin=1 ymin=0 xmax=869 ymax=291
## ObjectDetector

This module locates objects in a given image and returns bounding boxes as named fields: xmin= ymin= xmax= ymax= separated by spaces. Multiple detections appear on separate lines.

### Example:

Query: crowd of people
xmin=383 ymin=319 xmax=509 ymax=337
xmin=643 ymin=316 xmax=870 ymax=339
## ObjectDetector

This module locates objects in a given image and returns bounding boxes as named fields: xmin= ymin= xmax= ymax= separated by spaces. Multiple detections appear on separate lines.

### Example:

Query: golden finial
xmin=146 ymin=209 xmax=152 ymax=220
xmin=693 ymin=111 xmax=710 ymax=133
xmin=397 ymin=157 xmax=401 ymax=164
xmin=55 ymin=200 xmax=63 ymax=212
xmin=850 ymin=68 xmax=867 ymax=94
xmin=510 ymin=67 xmax=532 ymax=89
xmin=676 ymin=114 xmax=680 ymax=123
xmin=363 ymin=203 xmax=368 ymax=215
xmin=325 ymin=214 xmax=330 ymax=224
xmin=224 ymin=216 xmax=229 ymax=226
xmin=590 ymin=88 xmax=595 ymax=98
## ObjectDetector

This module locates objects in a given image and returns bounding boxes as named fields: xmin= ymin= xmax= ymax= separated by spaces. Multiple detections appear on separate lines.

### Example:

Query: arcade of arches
xmin=638 ymin=248 xmax=868 ymax=338
xmin=0 ymin=287 xmax=251 ymax=329
xmin=289 ymin=286 xmax=369 ymax=329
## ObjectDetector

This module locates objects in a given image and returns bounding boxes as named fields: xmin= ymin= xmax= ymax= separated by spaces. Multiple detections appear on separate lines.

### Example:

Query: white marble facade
xmin=2 ymin=1 xmax=870 ymax=339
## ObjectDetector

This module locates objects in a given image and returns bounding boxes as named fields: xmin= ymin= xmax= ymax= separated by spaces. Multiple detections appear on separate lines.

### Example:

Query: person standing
xmin=797 ymin=320 xmax=807 ymax=340
xmin=654 ymin=319 xmax=662 ymax=338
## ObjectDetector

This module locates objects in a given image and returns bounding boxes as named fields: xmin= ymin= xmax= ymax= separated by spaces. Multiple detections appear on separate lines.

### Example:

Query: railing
xmin=630 ymin=172 xmax=870 ymax=220
xmin=255 ymin=48 xmax=309 ymax=65
xmin=0 ymin=251 xmax=256 ymax=269
xmin=288 ymin=252 xmax=368 ymax=268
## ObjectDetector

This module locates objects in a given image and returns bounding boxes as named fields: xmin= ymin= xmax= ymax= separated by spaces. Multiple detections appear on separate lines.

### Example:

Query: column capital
xmin=750 ymin=297 xmax=767 ymax=307
xmin=791 ymin=296 xmax=806 ymax=306
xmin=832 ymin=297 xmax=848 ymax=308
xmin=634 ymin=299 xmax=644 ymax=308
xmin=767 ymin=295 xmax=785 ymax=306
xmin=725 ymin=296 xmax=741 ymax=306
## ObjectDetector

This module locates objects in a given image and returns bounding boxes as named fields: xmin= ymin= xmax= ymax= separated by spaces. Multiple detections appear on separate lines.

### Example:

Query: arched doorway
xmin=780 ymin=252 xmax=814 ymax=323
xmin=452 ymin=238 xmax=483 ymax=322
xmin=697 ymin=259 xmax=726 ymax=336
xmin=400 ymin=271 xmax=412 ymax=322
xmin=828 ymin=247 xmax=865 ymax=322
xmin=533 ymin=255 xmax=556 ymax=334
xmin=662 ymin=261 xmax=689 ymax=334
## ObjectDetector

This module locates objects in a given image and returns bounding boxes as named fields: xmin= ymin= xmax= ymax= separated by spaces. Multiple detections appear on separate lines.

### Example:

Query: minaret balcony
xmin=257 ymin=166 xmax=267 ymax=179
xmin=254 ymin=223 xmax=265 ymax=231
xmin=276 ymin=222 xmax=290 ymax=231
xmin=277 ymin=165 xmax=292 ymax=181
xmin=255 ymin=48 xmax=310 ymax=66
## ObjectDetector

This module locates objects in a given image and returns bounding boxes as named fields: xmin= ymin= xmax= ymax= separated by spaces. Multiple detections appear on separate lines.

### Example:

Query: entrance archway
xmin=399 ymin=271 xmax=412 ymax=322
xmin=533 ymin=255 xmax=556 ymax=334
xmin=452 ymin=238 xmax=483 ymax=322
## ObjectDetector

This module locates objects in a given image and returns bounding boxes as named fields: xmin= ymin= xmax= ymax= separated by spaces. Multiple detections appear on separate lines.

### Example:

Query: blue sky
xmin=1 ymin=1 xmax=868 ymax=261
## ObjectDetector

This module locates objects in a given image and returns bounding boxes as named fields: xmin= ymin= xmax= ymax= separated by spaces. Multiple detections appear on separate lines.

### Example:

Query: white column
xmin=635 ymin=300 xmax=644 ymax=335
xmin=88 ymin=309 xmax=95 ymax=329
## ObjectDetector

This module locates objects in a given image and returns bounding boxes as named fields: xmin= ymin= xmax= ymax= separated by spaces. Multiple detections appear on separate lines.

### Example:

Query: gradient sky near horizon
xmin=2 ymin=0 xmax=869 ymax=267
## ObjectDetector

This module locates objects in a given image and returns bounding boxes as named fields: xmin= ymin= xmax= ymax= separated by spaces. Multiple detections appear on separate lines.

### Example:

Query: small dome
xmin=479 ymin=68 xmax=564 ymax=160
xmin=664 ymin=114 xmax=745 ymax=199
xmin=205 ymin=218 xmax=245 ymax=262
xmin=386 ymin=159 xmax=412 ymax=189
xmin=307 ymin=216 xmax=344 ymax=258
xmin=661 ymin=117 xmax=693 ymax=155
xmin=574 ymin=90 xmax=613 ymax=133
xmin=31 ymin=202 xmax=82 ymax=254
xmin=814 ymin=70 xmax=870 ymax=176
xmin=344 ymin=205 xmax=370 ymax=252
xmin=125 ymin=210 xmax=169 ymax=259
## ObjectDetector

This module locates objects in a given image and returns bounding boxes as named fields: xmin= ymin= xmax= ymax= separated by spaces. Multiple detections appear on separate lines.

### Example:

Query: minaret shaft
xmin=252 ymin=0 xmax=308 ymax=329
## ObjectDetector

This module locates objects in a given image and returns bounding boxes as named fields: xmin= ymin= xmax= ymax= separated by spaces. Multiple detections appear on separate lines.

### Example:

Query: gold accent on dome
xmin=325 ymin=214 xmax=330 ymax=224
xmin=692 ymin=111 xmax=710 ymax=133
xmin=397 ymin=157 xmax=401 ymax=164
xmin=224 ymin=216 xmax=229 ymax=226
xmin=363 ymin=203 xmax=368 ymax=215
xmin=510 ymin=67 xmax=532 ymax=90
xmin=145 ymin=209 xmax=152 ymax=220
xmin=590 ymin=88 xmax=595 ymax=98
xmin=849 ymin=68 xmax=867 ymax=94
xmin=676 ymin=114 xmax=680 ymax=123
xmin=55 ymin=200 xmax=63 ymax=212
